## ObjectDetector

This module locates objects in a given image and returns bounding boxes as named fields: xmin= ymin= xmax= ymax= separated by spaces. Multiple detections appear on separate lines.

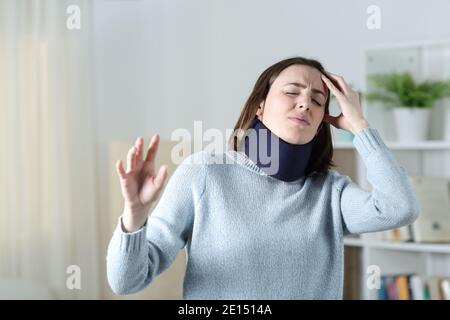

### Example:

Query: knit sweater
xmin=106 ymin=127 xmax=420 ymax=299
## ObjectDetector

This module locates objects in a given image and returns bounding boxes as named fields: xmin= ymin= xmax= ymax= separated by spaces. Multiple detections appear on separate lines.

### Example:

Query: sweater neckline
xmin=225 ymin=150 xmax=307 ymax=184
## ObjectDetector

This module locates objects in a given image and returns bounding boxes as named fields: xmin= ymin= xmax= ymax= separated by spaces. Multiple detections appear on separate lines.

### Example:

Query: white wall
xmin=91 ymin=0 xmax=450 ymax=298
xmin=93 ymin=0 xmax=450 ymax=140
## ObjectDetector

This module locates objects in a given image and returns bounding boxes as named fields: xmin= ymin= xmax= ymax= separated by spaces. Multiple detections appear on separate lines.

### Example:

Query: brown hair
xmin=228 ymin=56 xmax=336 ymax=178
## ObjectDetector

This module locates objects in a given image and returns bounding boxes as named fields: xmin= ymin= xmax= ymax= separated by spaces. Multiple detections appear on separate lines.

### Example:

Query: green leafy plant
xmin=365 ymin=72 xmax=450 ymax=109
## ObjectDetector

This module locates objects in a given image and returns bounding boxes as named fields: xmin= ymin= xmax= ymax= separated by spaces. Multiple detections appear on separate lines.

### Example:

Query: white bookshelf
xmin=343 ymin=236 xmax=450 ymax=300
xmin=335 ymin=141 xmax=450 ymax=150
xmin=337 ymin=39 xmax=450 ymax=300
xmin=344 ymin=238 xmax=450 ymax=254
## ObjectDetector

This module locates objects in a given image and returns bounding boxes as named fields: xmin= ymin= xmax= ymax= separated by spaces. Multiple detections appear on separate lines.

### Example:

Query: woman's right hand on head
xmin=116 ymin=134 xmax=168 ymax=232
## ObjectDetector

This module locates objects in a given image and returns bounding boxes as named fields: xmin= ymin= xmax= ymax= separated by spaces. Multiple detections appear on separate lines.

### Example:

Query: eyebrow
xmin=284 ymin=82 xmax=326 ymax=98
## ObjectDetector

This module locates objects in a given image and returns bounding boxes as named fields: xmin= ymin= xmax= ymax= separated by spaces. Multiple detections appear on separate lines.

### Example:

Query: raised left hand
xmin=321 ymin=72 xmax=369 ymax=134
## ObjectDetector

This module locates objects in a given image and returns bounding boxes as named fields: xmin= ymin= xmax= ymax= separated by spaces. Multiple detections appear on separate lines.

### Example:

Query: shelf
xmin=342 ymin=38 xmax=450 ymax=300
xmin=334 ymin=140 xmax=450 ymax=150
xmin=343 ymin=237 xmax=365 ymax=247
xmin=344 ymin=238 xmax=450 ymax=254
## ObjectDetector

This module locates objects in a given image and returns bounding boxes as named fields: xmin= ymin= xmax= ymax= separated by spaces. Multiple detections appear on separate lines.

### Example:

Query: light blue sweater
xmin=106 ymin=127 xmax=420 ymax=299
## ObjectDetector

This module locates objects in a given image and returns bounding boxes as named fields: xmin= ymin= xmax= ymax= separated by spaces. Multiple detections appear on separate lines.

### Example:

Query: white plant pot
xmin=393 ymin=107 xmax=431 ymax=142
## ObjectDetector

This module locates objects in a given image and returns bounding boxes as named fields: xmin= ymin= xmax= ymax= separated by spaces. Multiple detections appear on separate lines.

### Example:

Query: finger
xmin=154 ymin=165 xmax=168 ymax=189
xmin=321 ymin=74 xmax=344 ymax=99
xmin=126 ymin=146 xmax=136 ymax=173
xmin=116 ymin=160 xmax=127 ymax=179
xmin=135 ymin=137 xmax=144 ymax=167
xmin=324 ymin=72 xmax=349 ymax=95
xmin=132 ymin=145 xmax=137 ymax=169
xmin=144 ymin=134 xmax=160 ymax=166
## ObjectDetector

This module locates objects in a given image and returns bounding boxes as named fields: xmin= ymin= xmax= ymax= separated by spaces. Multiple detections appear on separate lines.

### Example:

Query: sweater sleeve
xmin=106 ymin=152 xmax=207 ymax=295
xmin=338 ymin=127 xmax=420 ymax=235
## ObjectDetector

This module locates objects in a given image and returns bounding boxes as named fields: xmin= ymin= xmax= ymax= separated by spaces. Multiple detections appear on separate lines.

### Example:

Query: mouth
xmin=288 ymin=117 xmax=310 ymax=126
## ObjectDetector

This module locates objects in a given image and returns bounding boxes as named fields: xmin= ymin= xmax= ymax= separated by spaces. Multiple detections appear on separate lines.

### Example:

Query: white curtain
xmin=0 ymin=0 xmax=99 ymax=299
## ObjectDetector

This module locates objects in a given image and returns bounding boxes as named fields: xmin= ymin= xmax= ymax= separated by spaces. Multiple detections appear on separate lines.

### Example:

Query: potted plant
xmin=365 ymin=72 xmax=450 ymax=142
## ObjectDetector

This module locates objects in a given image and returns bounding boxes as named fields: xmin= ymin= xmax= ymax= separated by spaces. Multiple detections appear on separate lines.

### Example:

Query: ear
xmin=256 ymin=101 xmax=264 ymax=119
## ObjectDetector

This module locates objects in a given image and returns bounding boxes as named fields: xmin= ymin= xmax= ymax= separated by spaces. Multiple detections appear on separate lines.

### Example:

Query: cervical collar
xmin=242 ymin=118 xmax=313 ymax=182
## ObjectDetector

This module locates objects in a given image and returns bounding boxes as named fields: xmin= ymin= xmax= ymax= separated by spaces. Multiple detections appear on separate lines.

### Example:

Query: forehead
xmin=274 ymin=64 xmax=324 ymax=89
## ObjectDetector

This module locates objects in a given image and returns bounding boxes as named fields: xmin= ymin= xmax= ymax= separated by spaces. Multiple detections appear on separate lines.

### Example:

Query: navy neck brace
xmin=242 ymin=118 xmax=314 ymax=182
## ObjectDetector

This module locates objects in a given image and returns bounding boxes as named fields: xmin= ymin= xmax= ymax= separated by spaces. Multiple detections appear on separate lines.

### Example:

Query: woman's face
xmin=256 ymin=64 xmax=328 ymax=144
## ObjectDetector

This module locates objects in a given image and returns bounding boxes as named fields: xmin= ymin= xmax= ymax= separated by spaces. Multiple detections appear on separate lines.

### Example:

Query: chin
xmin=296 ymin=139 xmax=313 ymax=145
xmin=283 ymin=135 xmax=311 ymax=145
xmin=284 ymin=130 xmax=313 ymax=143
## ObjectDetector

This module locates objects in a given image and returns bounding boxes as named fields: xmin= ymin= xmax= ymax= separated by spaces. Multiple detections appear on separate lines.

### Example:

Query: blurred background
xmin=1 ymin=0 xmax=450 ymax=300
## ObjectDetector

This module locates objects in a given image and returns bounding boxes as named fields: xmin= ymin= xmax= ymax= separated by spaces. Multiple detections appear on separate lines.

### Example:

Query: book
xmin=396 ymin=275 xmax=410 ymax=300
xmin=409 ymin=275 xmax=424 ymax=300
xmin=428 ymin=277 xmax=442 ymax=300
xmin=378 ymin=276 xmax=389 ymax=300
xmin=377 ymin=274 xmax=450 ymax=300
xmin=440 ymin=278 xmax=450 ymax=300
xmin=386 ymin=276 xmax=399 ymax=300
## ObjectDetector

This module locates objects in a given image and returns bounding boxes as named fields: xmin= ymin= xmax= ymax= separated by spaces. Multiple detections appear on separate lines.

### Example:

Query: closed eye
xmin=286 ymin=92 xmax=322 ymax=106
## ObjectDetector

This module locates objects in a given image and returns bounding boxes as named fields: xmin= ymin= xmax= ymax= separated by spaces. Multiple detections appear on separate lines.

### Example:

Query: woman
xmin=107 ymin=57 xmax=419 ymax=299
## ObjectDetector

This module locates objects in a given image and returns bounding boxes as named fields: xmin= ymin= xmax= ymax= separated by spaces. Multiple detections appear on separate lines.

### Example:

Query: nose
xmin=297 ymin=98 xmax=311 ymax=110
xmin=295 ymin=96 xmax=312 ymax=110
xmin=297 ymin=105 xmax=310 ymax=110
